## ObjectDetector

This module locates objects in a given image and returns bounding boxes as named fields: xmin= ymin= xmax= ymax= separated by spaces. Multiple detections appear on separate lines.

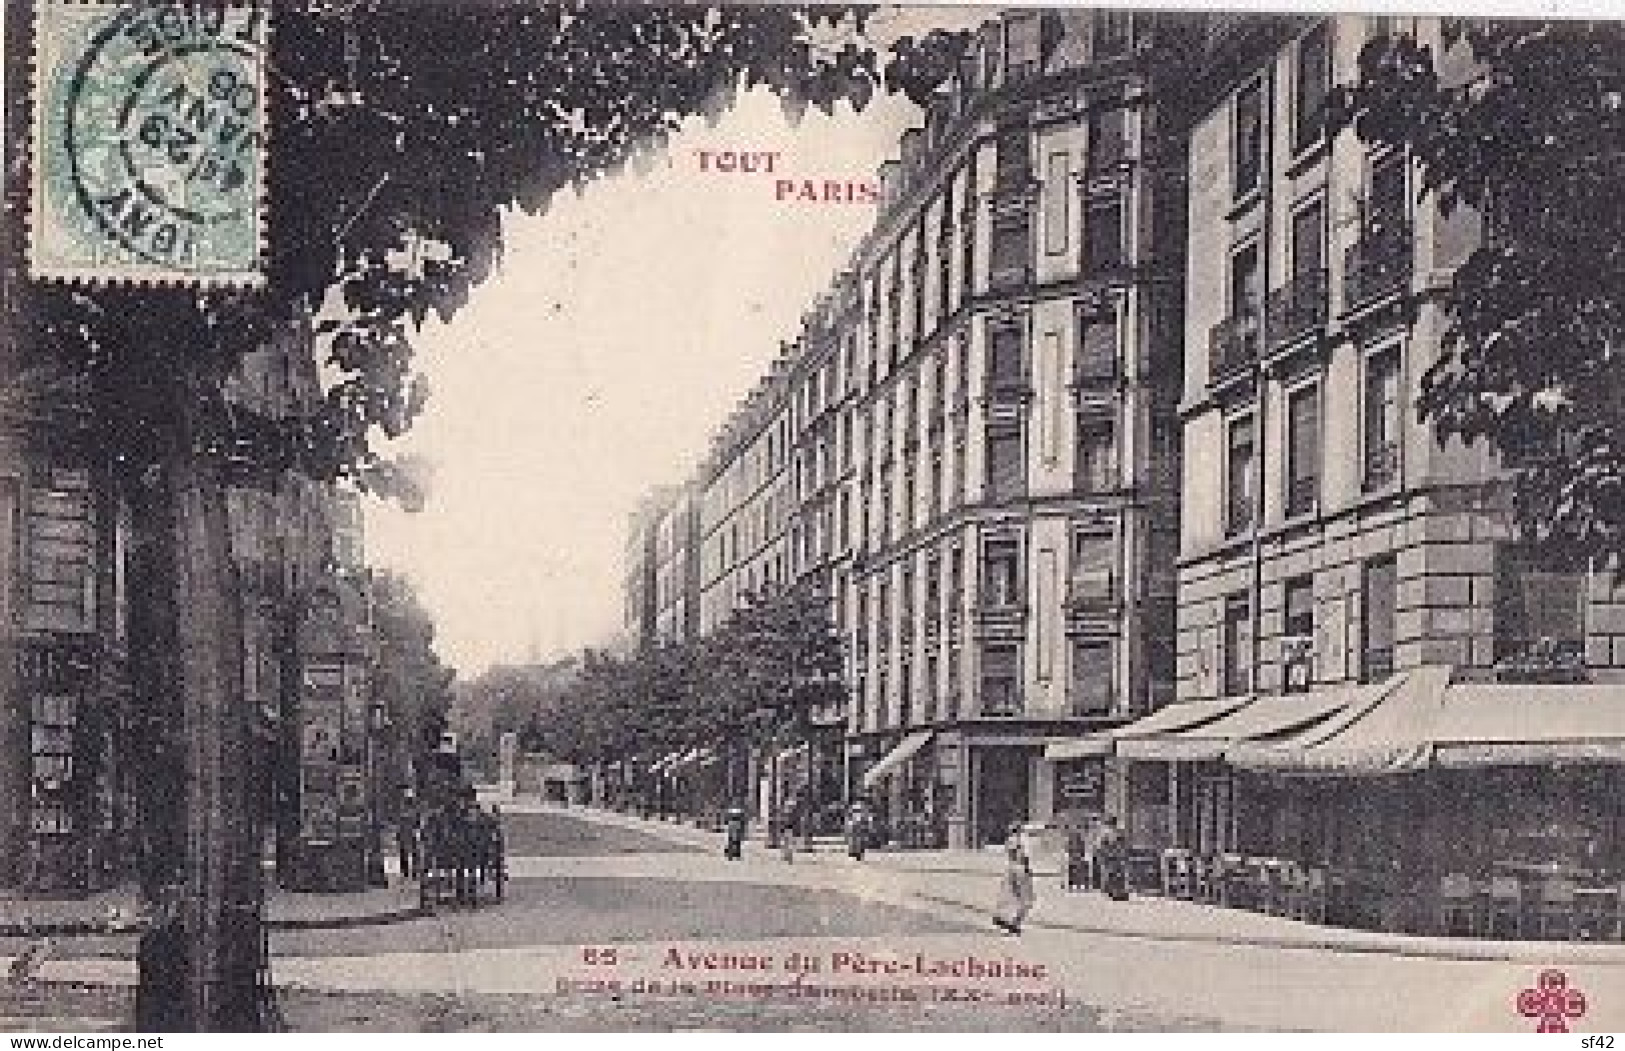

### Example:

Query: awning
xmin=1118 ymin=684 xmax=1390 ymax=763
xmin=1228 ymin=666 xmax=1451 ymax=775
xmin=1430 ymin=682 xmax=1625 ymax=767
xmin=860 ymin=731 xmax=933 ymax=789
xmin=1040 ymin=699 xmax=1244 ymax=762
xmin=1045 ymin=735 xmax=1114 ymax=761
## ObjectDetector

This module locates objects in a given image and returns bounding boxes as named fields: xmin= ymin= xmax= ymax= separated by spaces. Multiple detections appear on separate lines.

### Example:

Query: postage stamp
xmin=28 ymin=1 xmax=268 ymax=285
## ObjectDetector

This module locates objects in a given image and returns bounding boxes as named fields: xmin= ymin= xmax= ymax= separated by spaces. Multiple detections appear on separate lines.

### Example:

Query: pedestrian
xmin=722 ymin=805 xmax=747 ymax=861
xmin=778 ymin=802 xmax=797 ymax=864
xmin=484 ymin=804 xmax=506 ymax=897
xmin=992 ymin=823 xmax=1036 ymax=935
xmin=397 ymin=791 xmax=420 ymax=880
xmin=845 ymin=801 xmax=872 ymax=861
xmin=1065 ymin=825 xmax=1089 ymax=892
xmin=1098 ymin=815 xmax=1130 ymax=901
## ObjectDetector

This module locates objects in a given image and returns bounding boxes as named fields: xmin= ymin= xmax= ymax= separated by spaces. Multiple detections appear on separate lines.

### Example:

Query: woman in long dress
xmin=993 ymin=824 xmax=1036 ymax=935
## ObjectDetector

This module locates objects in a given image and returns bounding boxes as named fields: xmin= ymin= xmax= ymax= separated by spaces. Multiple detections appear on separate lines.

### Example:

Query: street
xmin=9 ymin=803 xmax=1623 ymax=1032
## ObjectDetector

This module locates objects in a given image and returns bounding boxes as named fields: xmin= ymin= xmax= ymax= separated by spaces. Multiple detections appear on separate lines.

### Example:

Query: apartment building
xmin=836 ymin=10 xmax=1195 ymax=849
xmin=622 ymin=10 xmax=1201 ymax=848
xmin=1148 ymin=15 xmax=1625 ymax=884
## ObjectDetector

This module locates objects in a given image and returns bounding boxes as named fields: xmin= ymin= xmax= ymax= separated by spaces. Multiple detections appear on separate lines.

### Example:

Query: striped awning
xmin=860 ymin=731 xmax=933 ymax=789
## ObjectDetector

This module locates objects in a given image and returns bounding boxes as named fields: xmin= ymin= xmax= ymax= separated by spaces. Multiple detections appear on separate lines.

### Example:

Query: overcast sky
xmin=363 ymin=9 xmax=985 ymax=675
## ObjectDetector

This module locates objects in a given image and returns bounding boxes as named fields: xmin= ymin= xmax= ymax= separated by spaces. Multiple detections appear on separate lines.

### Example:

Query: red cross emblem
xmin=1517 ymin=970 xmax=1587 ymax=1033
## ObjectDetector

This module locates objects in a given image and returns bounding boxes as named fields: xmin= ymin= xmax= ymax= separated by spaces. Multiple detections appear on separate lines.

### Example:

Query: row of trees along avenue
xmin=520 ymin=583 xmax=845 ymax=827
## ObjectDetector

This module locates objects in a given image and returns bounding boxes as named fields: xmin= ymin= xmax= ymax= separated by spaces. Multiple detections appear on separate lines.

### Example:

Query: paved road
xmin=25 ymin=807 xmax=1569 ymax=1032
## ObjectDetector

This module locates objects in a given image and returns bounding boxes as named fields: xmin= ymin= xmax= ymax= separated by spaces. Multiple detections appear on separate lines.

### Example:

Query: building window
xmin=30 ymin=692 xmax=76 ymax=834
xmin=1361 ymin=555 xmax=1397 ymax=683
xmin=1087 ymin=106 xmax=1126 ymax=174
xmin=1222 ymin=594 xmax=1251 ymax=697
xmin=981 ymin=643 xmax=1022 ymax=715
xmin=1233 ymin=77 xmax=1264 ymax=198
xmin=1225 ymin=414 xmax=1256 ymax=536
xmin=1363 ymin=347 xmax=1402 ymax=491
xmin=986 ymin=426 xmax=1025 ymax=501
xmin=1230 ymin=241 xmax=1262 ymax=324
xmin=951 ymin=427 xmax=967 ymax=507
xmin=995 ymin=122 xmax=1031 ymax=186
xmin=1283 ymin=575 xmax=1314 ymax=693
xmin=1004 ymin=14 xmax=1041 ymax=81
xmin=901 ymin=467 xmax=916 ymax=535
xmin=1347 ymin=151 xmax=1413 ymax=308
xmin=1075 ymin=417 xmax=1116 ymax=494
xmin=987 ymin=324 xmax=1027 ymax=398
xmin=1071 ymin=639 xmax=1114 ymax=715
xmin=1368 ymin=150 xmax=1408 ymax=240
xmin=1271 ymin=198 xmax=1329 ymax=346
xmin=1293 ymin=22 xmax=1331 ymax=154
xmin=1044 ymin=151 xmax=1071 ymax=255
xmin=990 ymin=217 xmax=1032 ymax=287
xmin=1069 ymin=530 xmax=1115 ymax=603
xmin=1075 ymin=306 xmax=1118 ymax=386
xmin=981 ymin=536 xmax=1023 ymax=607
xmin=1094 ymin=9 xmax=1132 ymax=57
xmin=1286 ymin=384 xmax=1321 ymax=518
xmin=1494 ymin=545 xmax=1586 ymax=668
xmin=1083 ymin=194 xmax=1124 ymax=272
xmin=926 ymin=556 xmax=942 ymax=629
xmin=924 ymin=652 xmax=940 ymax=723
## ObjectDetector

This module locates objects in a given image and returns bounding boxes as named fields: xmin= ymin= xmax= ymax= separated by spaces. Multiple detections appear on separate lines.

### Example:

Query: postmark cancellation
xmin=28 ymin=1 xmax=268 ymax=286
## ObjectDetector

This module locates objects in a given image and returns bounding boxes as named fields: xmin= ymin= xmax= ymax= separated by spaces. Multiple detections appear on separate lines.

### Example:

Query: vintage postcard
xmin=2 ymin=0 xmax=1625 ymax=1036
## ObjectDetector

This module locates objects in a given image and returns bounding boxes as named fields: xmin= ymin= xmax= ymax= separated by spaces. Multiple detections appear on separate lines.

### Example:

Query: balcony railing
xmin=985 ymin=374 xmax=1030 ymax=402
xmin=1363 ymin=439 xmax=1400 ymax=492
xmin=1208 ymin=309 xmax=1261 ymax=385
xmin=980 ymin=684 xmax=1022 ymax=717
xmin=1266 ymin=268 xmax=1328 ymax=349
xmin=1067 ymin=573 xmax=1117 ymax=610
xmin=1343 ymin=227 xmax=1413 ymax=310
xmin=1073 ymin=354 xmax=1120 ymax=389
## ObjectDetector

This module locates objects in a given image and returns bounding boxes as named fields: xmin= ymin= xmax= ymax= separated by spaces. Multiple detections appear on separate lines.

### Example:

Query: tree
xmin=1335 ymin=21 xmax=1625 ymax=564
xmin=9 ymin=2 xmax=891 ymax=1030
xmin=366 ymin=569 xmax=455 ymax=816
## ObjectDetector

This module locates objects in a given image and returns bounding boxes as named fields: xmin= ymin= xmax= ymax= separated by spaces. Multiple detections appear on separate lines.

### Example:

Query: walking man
xmin=722 ymin=804 xmax=747 ymax=860
xmin=397 ymin=791 xmax=420 ymax=879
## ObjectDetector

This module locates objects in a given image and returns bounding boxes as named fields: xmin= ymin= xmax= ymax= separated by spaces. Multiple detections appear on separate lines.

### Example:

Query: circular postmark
xmin=61 ymin=4 xmax=266 ymax=270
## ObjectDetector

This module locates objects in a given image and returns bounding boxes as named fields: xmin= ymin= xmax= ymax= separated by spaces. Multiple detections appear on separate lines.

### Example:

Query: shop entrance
xmin=975 ymin=747 xmax=1031 ymax=845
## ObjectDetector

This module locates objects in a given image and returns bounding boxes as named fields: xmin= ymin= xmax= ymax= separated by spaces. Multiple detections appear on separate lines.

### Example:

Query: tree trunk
xmin=136 ymin=367 xmax=268 ymax=1031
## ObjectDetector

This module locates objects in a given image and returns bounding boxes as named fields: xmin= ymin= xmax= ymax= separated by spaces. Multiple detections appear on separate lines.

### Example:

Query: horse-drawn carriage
xmin=412 ymin=746 xmax=507 ymax=909
xmin=417 ymin=799 xmax=506 ymax=909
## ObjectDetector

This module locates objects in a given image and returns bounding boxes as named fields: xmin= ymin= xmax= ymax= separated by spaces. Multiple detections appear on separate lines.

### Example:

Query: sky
xmin=363 ymin=9 xmax=986 ymax=676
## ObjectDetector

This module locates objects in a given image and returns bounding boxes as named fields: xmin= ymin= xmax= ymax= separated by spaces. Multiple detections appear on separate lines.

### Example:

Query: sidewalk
xmin=559 ymin=802 xmax=1625 ymax=967
xmin=0 ymin=879 xmax=425 ymax=938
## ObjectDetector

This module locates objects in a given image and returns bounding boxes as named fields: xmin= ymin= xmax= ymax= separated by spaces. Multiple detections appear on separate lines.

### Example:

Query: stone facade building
xmin=629 ymin=10 xmax=1201 ymax=848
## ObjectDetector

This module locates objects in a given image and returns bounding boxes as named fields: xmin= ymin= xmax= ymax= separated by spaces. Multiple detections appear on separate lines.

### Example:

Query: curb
xmin=2 ymin=903 xmax=430 ymax=939
xmin=905 ymin=889 xmax=1625 ymax=967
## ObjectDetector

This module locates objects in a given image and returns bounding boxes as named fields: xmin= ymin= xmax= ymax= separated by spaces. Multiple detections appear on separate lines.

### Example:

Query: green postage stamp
xmin=29 ymin=2 xmax=268 ymax=285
